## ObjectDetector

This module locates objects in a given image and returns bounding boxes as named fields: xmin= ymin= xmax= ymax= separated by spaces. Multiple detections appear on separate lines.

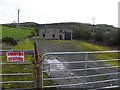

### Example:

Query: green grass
xmin=43 ymin=73 xmax=54 ymax=86
xmin=2 ymin=39 xmax=54 ymax=89
xmin=72 ymin=41 xmax=119 ymax=67
xmin=1 ymin=26 xmax=32 ymax=40
xmin=0 ymin=26 xmax=42 ymax=88
xmin=12 ymin=39 xmax=34 ymax=50
xmin=0 ymin=25 xmax=2 ymax=39
xmin=2 ymin=39 xmax=34 ymax=89
xmin=74 ymin=41 xmax=110 ymax=51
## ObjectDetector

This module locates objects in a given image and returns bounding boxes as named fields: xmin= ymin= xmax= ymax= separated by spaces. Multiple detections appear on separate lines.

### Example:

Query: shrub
xmin=31 ymin=30 xmax=37 ymax=37
xmin=103 ymin=30 xmax=119 ymax=46
xmin=94 ymin=30 xmax=104 ymax=42
xmin=2 ymin=36 xmax=17 ymax=46
xmin=73 ymin=27 xmax=92 ymax=40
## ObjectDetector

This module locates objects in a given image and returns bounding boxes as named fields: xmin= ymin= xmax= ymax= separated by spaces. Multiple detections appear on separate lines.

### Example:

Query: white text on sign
xmin=7 ymin=52 xmax=24 ymax=62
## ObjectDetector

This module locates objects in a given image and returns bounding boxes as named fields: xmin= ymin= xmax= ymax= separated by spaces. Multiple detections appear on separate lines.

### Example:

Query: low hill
xmin=39 ymin=22 xmax=117 ymax=31
xmin=2 ymin=22 xmax=39 ymax=29
xmin=2 ymin=22 xmax=118 ymax=31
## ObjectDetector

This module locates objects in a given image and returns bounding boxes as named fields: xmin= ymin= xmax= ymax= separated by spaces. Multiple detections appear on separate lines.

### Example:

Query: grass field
xmin=1 ymin=26 xmax=32 ymax=40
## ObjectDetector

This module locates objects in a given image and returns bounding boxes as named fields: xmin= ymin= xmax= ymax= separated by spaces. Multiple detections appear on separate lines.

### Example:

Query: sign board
xmin=7 ymin=52 xmax=24 ymax=62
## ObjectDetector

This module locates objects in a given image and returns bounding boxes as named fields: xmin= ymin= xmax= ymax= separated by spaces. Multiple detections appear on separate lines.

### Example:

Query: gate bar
xmin=42 ymin=50 xmax=120 ymax=58
xmin=44 ymin=72 xmax=119 ymax=81
xmin=1 ymin=81 xmax=34 ymax=84
xmin=43 ymin=66 xmax=119 ymax=72
xmin=43 ymin=59 xmax=119 ymax=65
xmin=0 ymin=73 xmax=33 ymax=76
xmin=43 ymin=78 xmax=119 ymax=88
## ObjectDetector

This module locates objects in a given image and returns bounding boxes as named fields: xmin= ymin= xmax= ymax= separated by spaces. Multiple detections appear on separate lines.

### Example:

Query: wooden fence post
xmin=34 ymin=43 xmax=40 ymax=90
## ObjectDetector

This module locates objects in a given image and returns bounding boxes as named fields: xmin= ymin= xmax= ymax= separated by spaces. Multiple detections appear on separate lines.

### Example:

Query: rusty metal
xmin=34 ymin=43 xmax=41 ymax=90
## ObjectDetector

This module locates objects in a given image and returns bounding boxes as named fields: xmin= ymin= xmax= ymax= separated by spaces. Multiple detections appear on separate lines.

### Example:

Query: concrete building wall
xmin=39 ymin=28 xmax=72 ymax=40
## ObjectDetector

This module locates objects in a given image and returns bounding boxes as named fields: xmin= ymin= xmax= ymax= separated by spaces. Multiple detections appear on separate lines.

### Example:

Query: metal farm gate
xmin=0 ymin=50 xmax=37 ymax=90
xmin=0 ymin=48 xmax=120 ymax=90
xmin=40 ymin=50 xmax=120 ymax=90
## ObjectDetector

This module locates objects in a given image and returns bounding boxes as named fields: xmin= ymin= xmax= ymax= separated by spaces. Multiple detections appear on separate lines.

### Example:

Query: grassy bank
xmin=1 ymin=26 xmax=32 ymax=40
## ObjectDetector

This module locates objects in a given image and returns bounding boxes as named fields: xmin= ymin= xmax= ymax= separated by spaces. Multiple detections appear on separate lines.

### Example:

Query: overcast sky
xmin=0 ymin=0 xmax=119 ymax=27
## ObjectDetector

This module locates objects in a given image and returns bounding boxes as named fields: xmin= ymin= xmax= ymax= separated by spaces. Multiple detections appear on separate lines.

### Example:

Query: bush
xmin=31 ymin=30 xmax=37 ymax=37
xmin=94 ymin=30 xmax=104 ymax=42
xmin=34 ymin=28 xmax=39 ymax=36
xmin=73 ymin=26 xmax=92 ymax=40
xmin=103 ymin=30 xmax=119 ymax=46
xmin=2 ymin=36 xmax=17 ymax=46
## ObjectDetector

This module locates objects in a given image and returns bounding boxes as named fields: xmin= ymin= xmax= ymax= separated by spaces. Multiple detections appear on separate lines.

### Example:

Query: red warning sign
xmin=7 ymin=52 xmax=24 ymax=62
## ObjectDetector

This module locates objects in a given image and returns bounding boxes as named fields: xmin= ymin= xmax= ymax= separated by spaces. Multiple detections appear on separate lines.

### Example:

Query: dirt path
xmin=32 ymin=39 xmax=119 ymax=89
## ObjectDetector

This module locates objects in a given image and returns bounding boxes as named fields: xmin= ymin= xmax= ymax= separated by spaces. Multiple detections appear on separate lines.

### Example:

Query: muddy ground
xmin=32 ymin=39 xmax=119 ymax=89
